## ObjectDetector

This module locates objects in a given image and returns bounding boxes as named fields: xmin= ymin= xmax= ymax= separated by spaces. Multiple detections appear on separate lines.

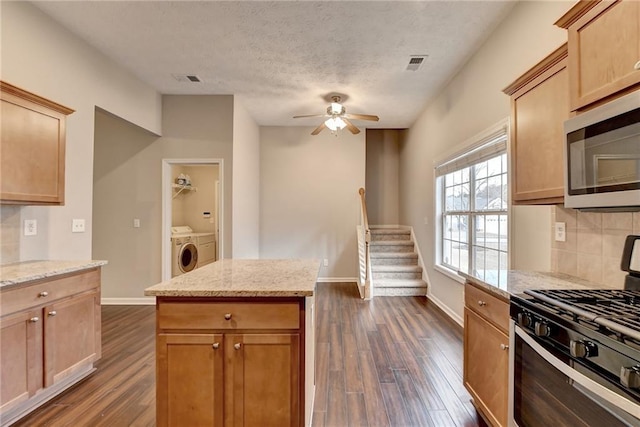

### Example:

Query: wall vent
xmin=172 ymin=74 xmax=202 ymax=82
xmin=406 ymin=55 xmax=428 ymax=71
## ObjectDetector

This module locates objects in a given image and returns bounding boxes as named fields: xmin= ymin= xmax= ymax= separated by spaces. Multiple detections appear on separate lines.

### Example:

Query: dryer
xmin=171 ymin=226 xmax=198 ymax=277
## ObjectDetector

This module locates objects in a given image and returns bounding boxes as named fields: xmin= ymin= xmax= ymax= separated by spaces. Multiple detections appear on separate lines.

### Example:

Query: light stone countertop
xmin=0 ymin=260 xmax=108 ymax=288
xmin=461 ymin=270 xmax=623 ymax=301
xmin=144 ymin=259 xmax=321 ymax=297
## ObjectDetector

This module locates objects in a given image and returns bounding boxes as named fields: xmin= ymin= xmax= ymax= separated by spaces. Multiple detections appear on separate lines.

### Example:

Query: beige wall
xmin=232 ymin=99 xmax=261 ymax=258
xmin=93 ymin=96 xmax=233 ymax=299
xmin=399 ymin=1 xmax=573 ymax=322
xmin=0 ymin=1 xmax=161 ymax=264
xmin=552 ymin=208 xmax=640 ymax=287
xmin=366 ymin=130 xmax=401 ymax=225
xmin=260 ymin=127 xmax=365 ymax=279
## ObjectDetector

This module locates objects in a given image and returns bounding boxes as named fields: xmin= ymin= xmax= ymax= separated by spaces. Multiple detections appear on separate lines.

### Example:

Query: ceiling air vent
xmin=406 ymin=55 xmax=428 ymax=71
xmin=172 ymin=74 xmax=202 ymax=83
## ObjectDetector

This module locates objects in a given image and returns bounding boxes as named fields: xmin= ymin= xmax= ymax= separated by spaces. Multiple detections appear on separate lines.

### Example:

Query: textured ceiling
xmin=33 ymin=1 xmax=515 ymax=129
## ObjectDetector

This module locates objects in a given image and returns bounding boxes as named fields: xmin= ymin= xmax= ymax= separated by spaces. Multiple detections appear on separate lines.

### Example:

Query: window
xmin=435 ymin=125 xmax=508 ymax=286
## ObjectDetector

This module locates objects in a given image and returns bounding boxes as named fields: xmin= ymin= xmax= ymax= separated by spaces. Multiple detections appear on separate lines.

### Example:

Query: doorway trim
xmin=162 ymin=158 xmax=224 ymax=281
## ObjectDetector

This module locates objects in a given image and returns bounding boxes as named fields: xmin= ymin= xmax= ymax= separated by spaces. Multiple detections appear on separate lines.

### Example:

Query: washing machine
xmin=171 ymin=226 xmax=198 ymax=277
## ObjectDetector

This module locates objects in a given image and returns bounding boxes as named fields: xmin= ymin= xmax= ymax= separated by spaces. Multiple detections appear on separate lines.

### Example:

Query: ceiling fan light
xmin=325 ymin=117 xmax=346 ymax=131
xmin=330 ymin=102 xmax=343 ymax=114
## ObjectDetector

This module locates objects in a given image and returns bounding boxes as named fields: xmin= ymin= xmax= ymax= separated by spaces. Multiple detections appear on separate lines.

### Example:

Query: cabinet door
xmin=464 ymin=308 xmax=509 ymax=427
xmin=509 ymin=47 xmax=569 ymax=204
xmin=43 ymin=291 xmax=100 ymax=387
xmin=225 ymin=334 xmax=300 ymax=427
xmin=568 ymin=0 xmax=640 ymax=110
xmin=0 ymin=82 xmax=72 ymax=205
xmin=0 ymin=310 xmax=42 ymax=413
xmin=157 ymin=333 xmax=224 ymax=427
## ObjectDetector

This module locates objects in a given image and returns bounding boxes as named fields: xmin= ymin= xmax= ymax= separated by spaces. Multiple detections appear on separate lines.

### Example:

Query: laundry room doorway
xmin=161 ymin=158 xmax=223 ymax=281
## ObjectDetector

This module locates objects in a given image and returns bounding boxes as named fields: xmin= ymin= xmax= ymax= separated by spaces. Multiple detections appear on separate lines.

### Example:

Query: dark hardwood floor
xmin=13 ymin=283 xmax=487 ymax=427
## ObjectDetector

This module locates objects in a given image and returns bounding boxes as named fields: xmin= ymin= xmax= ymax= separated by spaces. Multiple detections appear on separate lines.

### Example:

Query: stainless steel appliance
xmin=563 ymin=90 xmax=640 ymax=209
xmin=509 ymin=289 xmax=640 ymax=426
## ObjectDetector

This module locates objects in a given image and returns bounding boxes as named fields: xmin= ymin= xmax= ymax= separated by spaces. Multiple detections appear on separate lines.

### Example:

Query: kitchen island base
xmin=154 ymin=296 xmax=313 ymax=427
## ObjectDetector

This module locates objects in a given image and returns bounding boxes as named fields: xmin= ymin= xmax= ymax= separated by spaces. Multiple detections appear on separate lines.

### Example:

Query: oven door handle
xmin=514 ymin=324 xmax=640 ymax=420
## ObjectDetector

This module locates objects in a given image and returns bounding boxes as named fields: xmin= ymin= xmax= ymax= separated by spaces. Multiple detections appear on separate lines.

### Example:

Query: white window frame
xmin=433 ymin=119 xmax=510 ymax=286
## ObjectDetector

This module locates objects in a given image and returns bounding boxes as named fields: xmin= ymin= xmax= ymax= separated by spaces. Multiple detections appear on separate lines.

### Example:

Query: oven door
xmin=509 ymin=321 xmax=640 ymax=427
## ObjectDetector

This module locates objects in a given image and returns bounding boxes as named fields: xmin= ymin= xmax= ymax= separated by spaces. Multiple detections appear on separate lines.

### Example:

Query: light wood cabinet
xmin=0 ymin=81 xmax=73 ymax=205
xmin=0 ymin=268 xmax=102 ymax=425
xmin=503 ymin=44 xmax=569 ymax=204
xmin=556 ymin=0 xmax=640 ymax=111
xmin=463 ymin=282 xmax=510 ymax=427
xmin=155 ymin=298 xmax=305 ymax=427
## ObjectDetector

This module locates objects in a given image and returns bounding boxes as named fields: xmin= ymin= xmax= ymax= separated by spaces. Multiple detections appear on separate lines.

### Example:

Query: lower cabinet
xmin=0 ymin=268 xmax=102 ymax=424
xmin=155 ymin=298 xmax=304 ymax=427
xmin=463 ymin=282 xmax=510 ymax=427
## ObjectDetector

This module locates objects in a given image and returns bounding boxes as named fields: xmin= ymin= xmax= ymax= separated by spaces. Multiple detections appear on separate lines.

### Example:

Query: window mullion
xmin=468 ymin=167 xmax=475 ymax=276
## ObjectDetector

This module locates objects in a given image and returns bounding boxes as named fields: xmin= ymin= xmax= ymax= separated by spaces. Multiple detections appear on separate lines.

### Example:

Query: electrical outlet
xmin=424 ymin=216 xmax=429 ymax=225
xmin=323 ymin=259 xmax=329 ymax=267
xmin=133 ymin=218 xmax=141 ymax=228
xmin=24 ymin=219 xmax=37 ymax=236
xmin=554 ymin=222 xmax=566 ymax=242
xmin=72 ymin=219 xmax=86 ymax=233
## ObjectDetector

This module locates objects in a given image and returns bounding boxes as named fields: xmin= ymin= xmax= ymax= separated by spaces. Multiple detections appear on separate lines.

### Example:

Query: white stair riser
xmin=373 ymin=287 xmax=428 ymax=297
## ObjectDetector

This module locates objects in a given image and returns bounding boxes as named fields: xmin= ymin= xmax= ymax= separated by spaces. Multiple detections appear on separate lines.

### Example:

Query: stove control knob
xmin=570 ymin=340 xmax=598 ymax=358
xmin=620 ymin=366 xmax=640 ymax=389
xmin=517 ymin=313 xmax=532 ymax=328
xmin=534 ymin=321 xmax=551 ymax=337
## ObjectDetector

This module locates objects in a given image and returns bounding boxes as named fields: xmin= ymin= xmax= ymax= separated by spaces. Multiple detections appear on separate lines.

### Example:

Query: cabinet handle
xmin=48 ymin=311 xmax=57 ymax=316
xmin=212 ymin=343 xmax=220 ymax=350
xmin=234 ymin=343 xmax=241 ymax=350
xmin=500 ymin=344 xmax=509 ymax=351
xmin=39 ymin=291 xmax=49 ymax=297
xmin=478 ymin=300 xmax=486 ymax=306
xmin=224 ymin=313 xmax=232 ymax=320
xmin=29 ymin=317 xmax=39 ymax=323
xmin=634 ymin=60 xmax=640 ymax=71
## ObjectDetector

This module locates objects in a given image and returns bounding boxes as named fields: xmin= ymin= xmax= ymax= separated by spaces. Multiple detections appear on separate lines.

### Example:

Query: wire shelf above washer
xmin=172 ymin=183 xmax=197 ymax=198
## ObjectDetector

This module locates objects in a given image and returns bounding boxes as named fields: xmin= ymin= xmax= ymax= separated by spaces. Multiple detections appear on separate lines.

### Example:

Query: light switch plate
xmin=72 ymin=219 xmax=86 ymax=233
xmin=133 ymin=218 xmax=141 ymax=228
xmin=554 ymin=222 xmax=566 ymax=242
xmin=24 ymin=219 xmax=37 ymax=236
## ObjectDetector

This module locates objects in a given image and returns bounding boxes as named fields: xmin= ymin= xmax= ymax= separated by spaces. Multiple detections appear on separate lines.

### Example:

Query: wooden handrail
xmin=358 ymin=188 xmax=372 ymax=299
xmin=358 ymin=188 xmax=370 ymax=240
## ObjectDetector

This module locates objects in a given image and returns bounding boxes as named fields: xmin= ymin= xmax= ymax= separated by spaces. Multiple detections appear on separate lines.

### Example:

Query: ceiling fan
xmin=293 ymin=95 xmax=379 ymax=135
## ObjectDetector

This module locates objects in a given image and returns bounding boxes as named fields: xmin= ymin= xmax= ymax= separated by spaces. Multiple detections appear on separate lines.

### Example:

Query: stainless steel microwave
xmin=564 ymin=90 xmax=640 ymax=209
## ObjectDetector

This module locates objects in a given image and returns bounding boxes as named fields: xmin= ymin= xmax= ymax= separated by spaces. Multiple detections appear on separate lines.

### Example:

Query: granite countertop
xmin=461 ymin=270 xmax=622 ymax=301
xmin=0 ymin=260 xmax=108 ymax=288
xmin=144 ymin=259 xmax=321 ymax=297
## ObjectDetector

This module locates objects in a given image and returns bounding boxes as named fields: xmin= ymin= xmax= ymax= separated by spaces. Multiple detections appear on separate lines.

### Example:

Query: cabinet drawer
xmin=465 ymin=283 xmax=509 ymax=333
xmin=158 ymin=301 xmax=300 ymax=330
xmin=1 ymin=269 xmax=100 ymax=317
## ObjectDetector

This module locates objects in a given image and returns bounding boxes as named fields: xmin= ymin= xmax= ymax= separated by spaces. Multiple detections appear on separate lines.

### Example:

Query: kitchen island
xmin=144 ymin=259 xmax=320 ymax=427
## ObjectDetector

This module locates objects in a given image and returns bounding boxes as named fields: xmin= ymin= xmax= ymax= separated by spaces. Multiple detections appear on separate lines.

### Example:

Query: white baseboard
xmin=101 ymin=297 xmax=155 ymax=305
xmin=426 ymin=292 xmax=463 ymax=327
xmin=316 ymin=277 xmax=358 ymax=283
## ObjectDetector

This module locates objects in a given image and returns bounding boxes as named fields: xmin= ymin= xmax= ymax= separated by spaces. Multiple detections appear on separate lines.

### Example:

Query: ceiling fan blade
xmin=343 ymin=113 xmax=379 ymax=122
xmin=293 ymin=114 xmax=328 ymax=119
xmin=311 ymin=122 xmax=326 ymax=135
xmin=342 ymin=118 xmax=361 ymax=135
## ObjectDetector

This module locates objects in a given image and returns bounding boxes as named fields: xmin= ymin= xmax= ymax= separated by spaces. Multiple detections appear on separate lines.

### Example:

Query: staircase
xmin=369 ymin=226 xmax=428 ymax=296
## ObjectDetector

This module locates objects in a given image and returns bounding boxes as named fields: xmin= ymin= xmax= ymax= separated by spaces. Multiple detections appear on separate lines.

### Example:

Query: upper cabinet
xmin=556 ymin=0 xmax=640 ymax=111
xmin=503 ymin=44 xmax=569 ymax=205
xmin=0 ymin=81 xmax=74 ymax=205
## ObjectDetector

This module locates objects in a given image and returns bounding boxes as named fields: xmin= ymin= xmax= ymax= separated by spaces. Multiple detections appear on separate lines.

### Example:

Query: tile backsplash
xmin=551 ymin=207 xmax=640 ymax=287
xmin=0 ymin=206 xmax=20 ymax=264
